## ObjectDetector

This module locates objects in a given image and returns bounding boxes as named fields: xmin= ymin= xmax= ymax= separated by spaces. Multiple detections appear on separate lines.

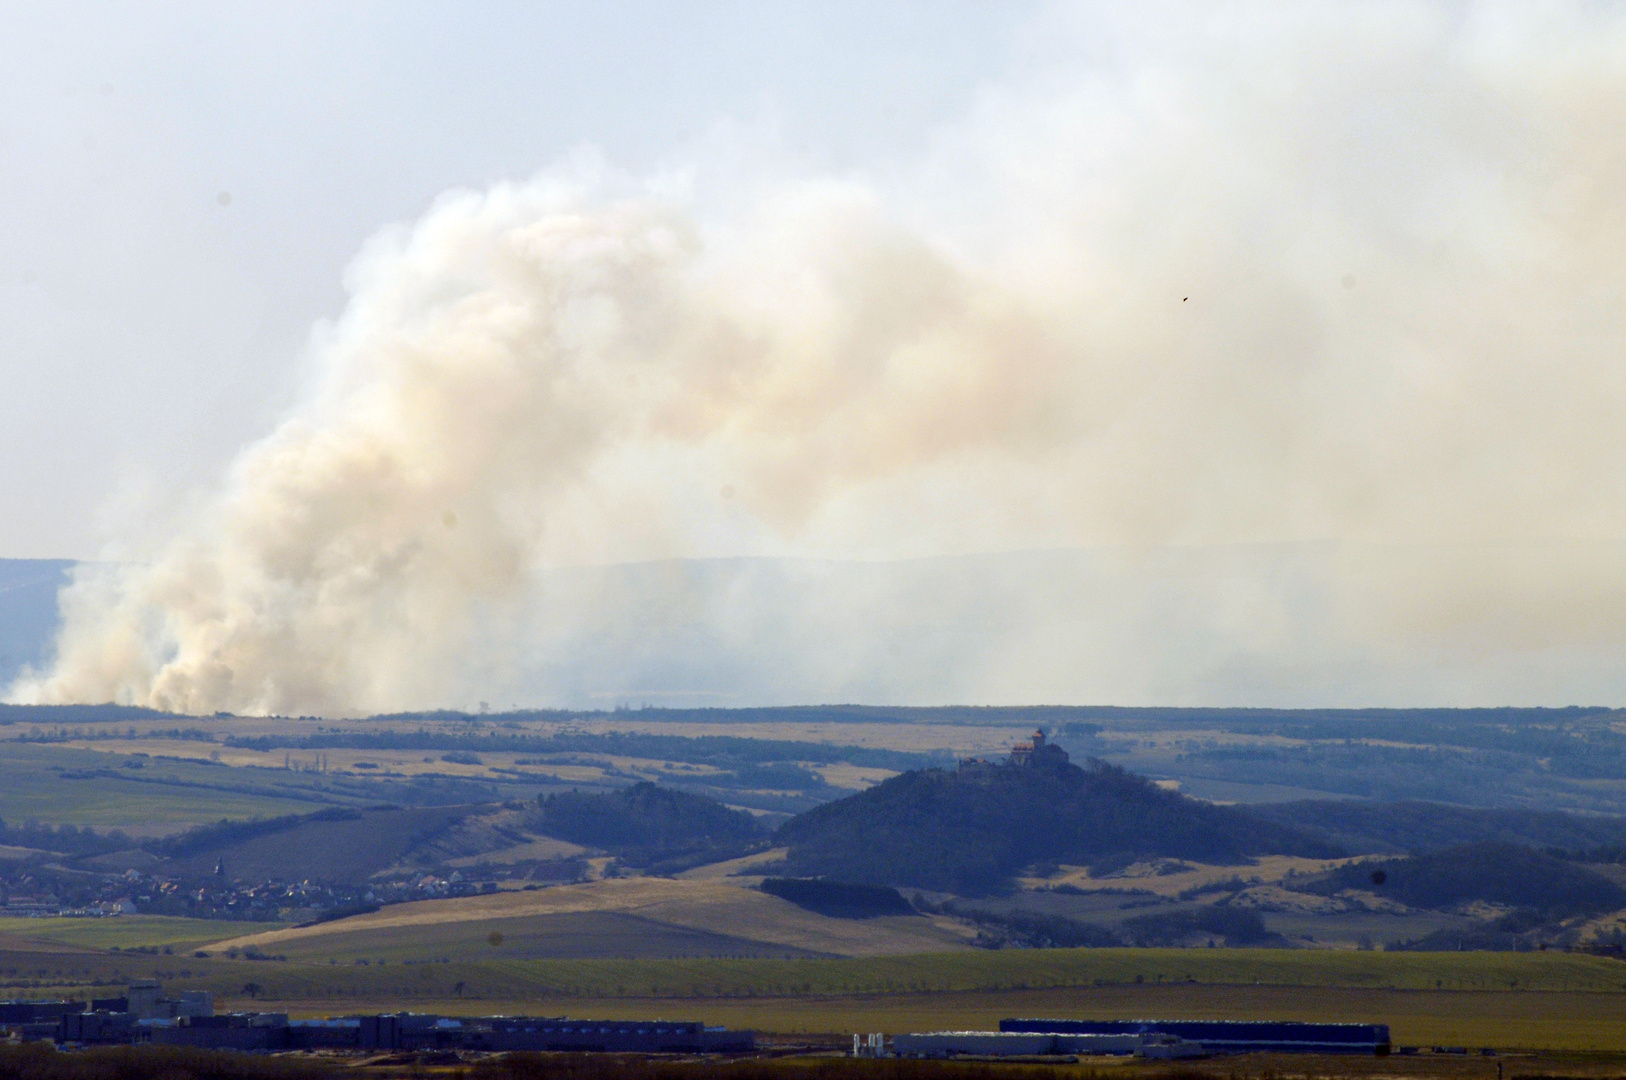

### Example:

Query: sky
xmin=9 ymin=2 xmax=1626 ymax=714
xmin=0 ymin=1 xmax=1031 ymax=560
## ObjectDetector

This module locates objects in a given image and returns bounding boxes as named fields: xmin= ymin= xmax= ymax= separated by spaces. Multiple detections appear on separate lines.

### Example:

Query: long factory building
xmin=1 ymin=983 xmax=1391 ymax=1059
xmin=884 ymin=1019 xmax=1392 ymax=1058
xmin=998 ymin=1018 xmax=1392 ymax=1055
xmin=0 ymin=983 xmax=752 ymax=1053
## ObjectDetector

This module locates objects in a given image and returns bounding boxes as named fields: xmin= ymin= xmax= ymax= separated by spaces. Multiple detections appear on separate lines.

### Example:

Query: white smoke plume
xmin=14 ymin=2 xmax=1626 ymax=713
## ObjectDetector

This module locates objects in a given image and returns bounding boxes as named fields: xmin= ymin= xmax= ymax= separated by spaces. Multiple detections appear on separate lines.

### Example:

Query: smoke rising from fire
xmin=14 ymin=3 xmax=1626 ymax=713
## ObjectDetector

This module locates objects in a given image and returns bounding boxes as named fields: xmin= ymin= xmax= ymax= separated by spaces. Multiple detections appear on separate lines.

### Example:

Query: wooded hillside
xmin=774 ymin=756 xmax=1338 ymax=894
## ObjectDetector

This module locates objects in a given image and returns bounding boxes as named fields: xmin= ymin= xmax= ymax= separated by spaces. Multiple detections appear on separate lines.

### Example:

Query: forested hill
xmin=774 ymin=757 xmax=1339 ymax=895
xmin=536 ymin=782 xmax=768 ymax=873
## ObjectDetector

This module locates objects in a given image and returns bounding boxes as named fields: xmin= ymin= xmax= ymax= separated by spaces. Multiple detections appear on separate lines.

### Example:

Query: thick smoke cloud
xmin=13 ymin=2 xmax=1626 ymax=713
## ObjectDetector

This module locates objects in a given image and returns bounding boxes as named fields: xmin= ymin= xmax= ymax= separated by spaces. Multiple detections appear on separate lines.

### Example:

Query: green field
xmin=9 ymin=932 xmax=1623 ymax=1001
xmin=0 ymin=744 xmax=340 ymax=830
xmin=179 ymin=946 xmax=1626 ymax=999
xmin=0 ymin=915 xmax=278 ymax=952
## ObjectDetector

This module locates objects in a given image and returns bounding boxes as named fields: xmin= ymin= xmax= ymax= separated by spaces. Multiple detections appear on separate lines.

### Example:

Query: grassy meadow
xmin=182 ymin=945 xmax=1626 ymax=1000
xmin=0 ymin=743 xmax=342 ymax=832
xmin=0 ymin=915 xmax=275 ymax=953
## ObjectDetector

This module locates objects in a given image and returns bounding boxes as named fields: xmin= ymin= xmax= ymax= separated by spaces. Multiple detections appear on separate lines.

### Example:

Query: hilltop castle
xmin=959 ymin=728 xmax=1070 ymax=772
xmin=1009 ymin=728 xmax=1069 ymax=768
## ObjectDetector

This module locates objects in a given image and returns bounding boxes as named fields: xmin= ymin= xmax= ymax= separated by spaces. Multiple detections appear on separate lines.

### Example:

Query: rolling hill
xmin=1299 ymin=842 xmax=1626 ymax=920
xmin=157 ymin=805 xmax=482 ymax=884
xmin=774 ymin=752 xmax=1339 ymax=894
xmin=535 ymin=782 xmax=768 ymax=873
xmin=1253 ymin=799 xmax=1626 ymax=855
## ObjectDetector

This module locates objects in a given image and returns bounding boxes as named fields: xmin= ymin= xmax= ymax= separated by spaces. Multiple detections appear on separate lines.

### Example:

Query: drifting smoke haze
xmin=13 ymin=2 xmax=1626 ymax=714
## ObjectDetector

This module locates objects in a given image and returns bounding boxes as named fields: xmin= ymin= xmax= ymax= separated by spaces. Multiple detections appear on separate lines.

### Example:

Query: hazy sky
xmin=0 ymin=1 xmax=1033 ymax=559
xmin=13 ymin=2 xmax=1626 ymax=713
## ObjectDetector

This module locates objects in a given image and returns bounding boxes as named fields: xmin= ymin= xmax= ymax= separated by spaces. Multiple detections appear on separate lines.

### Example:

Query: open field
xmin=11 ymin=915 xmax=1626 ymax=999
xmin=47 ymin=738 xmax=668 ymax=792
xmin=214 ymin=910 xmax=835 ymax=961
xmin=2 ymin=923 xmax=1626 ymax=1050
xmin=0 ymin=915 xmax=273 ymax=953
xmin=971 ymin=865 xmax=1479 ymax=949
xmin=446 ymin=837 xmax=587 ymax=866
xmin=19 ymin=971 xmax=1626 ymax=1052
xmin=195 ymin=876 xmax=1600 ymax=968
xmin=162 ymin=805 xmax=479 ymax=884
xmin=1024 ymin=855 xmax=1370 ymax=896
xmin=14 ymin=701 xmax=1626 ymax=813
xmin=180 ymin=947 xmax=1626 ymax=999
xmin=203 ymin=879 xmax=979 ymax=959
xmin=0 ymin=744 xmax=342 ymax=831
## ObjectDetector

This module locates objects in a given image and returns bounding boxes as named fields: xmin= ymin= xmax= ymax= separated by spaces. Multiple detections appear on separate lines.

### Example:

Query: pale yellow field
xmin=444 ymin=837 xmax=588 ymax=867
xmin=677 ymin=846 xmax=790 ymax=881
xmin=204 ymin=877 xmax=978 ymax=958
xmin=43 ymin=734 xmax=903 ymax=798
xmin=42 ymin=730 xmax=904 ymax=793
xmin=1027 ymin=855 xmax=1378 ymax=897
xmin=813 ymin=764 xmax=898 ymax=790
xmin=47 ymin=738 xmax=622 ymax=785
xmin=26 ymin=712 xmax=1018 ymax=762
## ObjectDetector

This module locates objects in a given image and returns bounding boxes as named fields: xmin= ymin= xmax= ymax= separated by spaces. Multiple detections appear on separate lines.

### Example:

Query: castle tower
xmin=1010 ymin=728 xmax=1068 ymax=769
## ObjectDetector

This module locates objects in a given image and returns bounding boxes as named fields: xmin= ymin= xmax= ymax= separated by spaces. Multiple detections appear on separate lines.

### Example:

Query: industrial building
xmin=353 ymin=1014 xmax=753 ymax=1053
xmin=1 ymin=983 xmax=752 ymax=1054
xmin=891 ymin=1030 xmax=1204 ymax=1058
xmin=4 ymin=984 xmax=1383 ymax=1060
xmin=879 ymin=1018 xmax=1390 ymax=1059
xmin=999 ymin=1018 xmax=1392 ymax=1055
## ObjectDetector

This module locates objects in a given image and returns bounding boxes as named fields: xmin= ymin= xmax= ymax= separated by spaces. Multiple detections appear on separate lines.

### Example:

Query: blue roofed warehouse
xmin=999 ymin=1019 xmax=1390 ymax=1055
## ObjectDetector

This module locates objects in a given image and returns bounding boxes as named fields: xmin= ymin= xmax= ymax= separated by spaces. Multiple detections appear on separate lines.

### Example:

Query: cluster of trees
xmin=0 ymin=818 xmax=131 ymax=856
xmin=0 ymin=703 xmax=169 ymax=726
xmin=1120 ymin=906 xmax=1279 ymax=947
xmin=14 ymin=727 xmax=216 ymax=744
xmin=757 ymin=877 xmax=912 ymax=918
xmin=910 ymin=898 xmax=1123 ymax=948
